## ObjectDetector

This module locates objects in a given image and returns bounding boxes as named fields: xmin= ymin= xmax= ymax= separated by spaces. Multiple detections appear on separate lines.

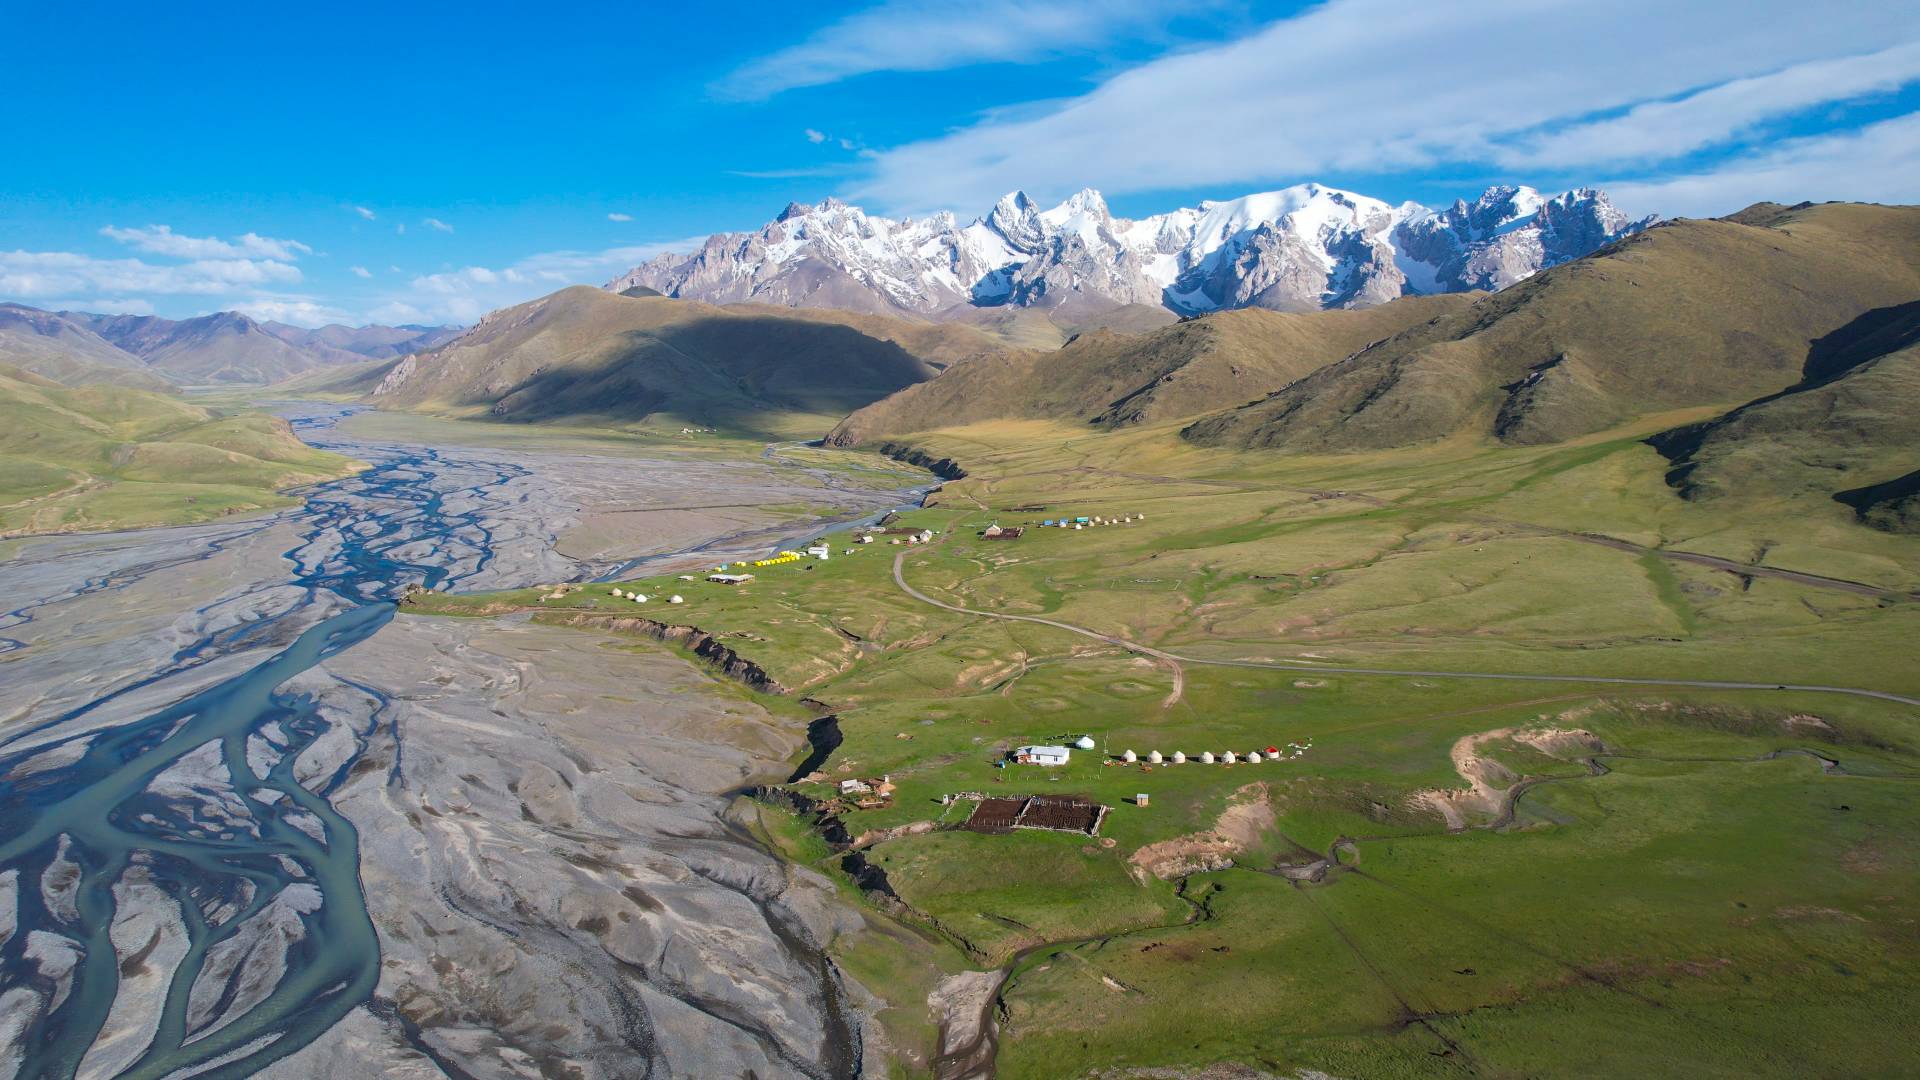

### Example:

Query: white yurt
xmin=669 ymin=595 xmax=684 ymax=604
xmin=1146 ymin=750 xmax=1163 ymax=764
xmin=633 ymin=594 xmax=648 ymax=603
xmin=1199 ymin=751 xmax=1216 ymax=764
xmin=1121 ymin=749 xmax=1138 ymax=763
xmin=1247 ymin=751 xmax=1263 ymax=763
xmin=612 ymin=589 xmax=627 ymax=598
xmin=1074 ymin=735 xmax=1097 ymax=751
xmin=1170 ymin=751 xmax=1186 ymax=764
xmin=1222 ymin=751 xmax=1238 ymax=764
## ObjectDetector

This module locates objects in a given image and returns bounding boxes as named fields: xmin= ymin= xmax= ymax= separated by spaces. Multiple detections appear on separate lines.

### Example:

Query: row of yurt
xmin=1119 ymin=748 xmax=1278 ymax=765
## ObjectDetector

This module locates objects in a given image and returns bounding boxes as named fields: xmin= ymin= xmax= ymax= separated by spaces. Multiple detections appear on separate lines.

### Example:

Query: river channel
xmin=0 ymin=406 xmax=919 ymax=1079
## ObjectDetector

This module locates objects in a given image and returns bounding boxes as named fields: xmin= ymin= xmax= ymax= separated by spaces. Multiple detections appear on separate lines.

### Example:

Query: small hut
xmin=1121 ymin=749 xmax=1138 ymax=763
xmin=1146 ymin=750 xmax=1163 ymax=764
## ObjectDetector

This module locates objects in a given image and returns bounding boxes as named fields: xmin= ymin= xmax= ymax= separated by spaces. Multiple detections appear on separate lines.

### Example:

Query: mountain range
xmin=0 ymin=303 xmax=460 ymax=387
xmin=607 ymin=183 xmax=1653 ymax=320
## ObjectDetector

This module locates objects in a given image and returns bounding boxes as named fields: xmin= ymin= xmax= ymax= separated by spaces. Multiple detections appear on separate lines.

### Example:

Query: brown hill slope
xmin=827 ymin=294 xmax=1474 ymax=445
xmin=0 ymin=304 xmax=175 ymax=391
xmin=1181 ymin=202 xmax=1920 ymax=452
xmin=367 ymin=286 xmax=953 ymax=432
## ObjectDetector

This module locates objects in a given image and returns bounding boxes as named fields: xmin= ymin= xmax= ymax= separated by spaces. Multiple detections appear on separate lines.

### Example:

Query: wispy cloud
xmin=805 ymin=128 xmax=828 ymax=144
xmin=352 ymin=205 xmax=376 ymax=221
xmin=368 ymin=237 xmax=708 ymax=325
xmin=350 ymin=265 xmax=373 ymax=278
xmin=849 ymin=0 xmax=1920 ymax=215
xmin=230 ymin=296 xmax=354 ymax=326
xmin=1492 ymin=41 xmax=1920 ymax=170
xmin=0 ymin=250 xmax=303 ymax=299
xmin=717 ymin=0 xmax=1209 ymax=100
xmin=607 ymin=212 xmax=634 ymax=222
xmin=1603 ymin=111 xmax=1920 ymax=217
xmin=100 ymin=224 xmax=311 ymax=262
xmin=422 ymin=217 xmax=455 ymax=233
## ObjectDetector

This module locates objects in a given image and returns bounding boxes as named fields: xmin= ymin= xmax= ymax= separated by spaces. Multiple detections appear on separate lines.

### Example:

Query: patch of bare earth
xmin=1407 ymin=726 xmax=1605 ymax=831
xmin=1128 ymin=783 xmax=1273 ymax=881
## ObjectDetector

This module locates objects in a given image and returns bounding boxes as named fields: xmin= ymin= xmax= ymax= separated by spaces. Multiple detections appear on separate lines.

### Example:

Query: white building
xmin=1013 ymin=745 xmax=1071 ymax=766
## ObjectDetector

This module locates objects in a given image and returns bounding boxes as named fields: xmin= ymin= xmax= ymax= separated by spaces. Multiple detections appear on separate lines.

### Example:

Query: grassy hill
xmin=1182 ymin=202 xmax=1920 ymax=452
xmin=0 ymin=303 xmax=176 ymax=391
xmin=829 ymin=294 xmax=1474 ymax=444
xmin=366 ymin=286 xmax=966 ymax=437
xmin=0 ymin=364 xmax=359 ymax=536
xmin=1649 ymin=300 xmax=1920 ymax=529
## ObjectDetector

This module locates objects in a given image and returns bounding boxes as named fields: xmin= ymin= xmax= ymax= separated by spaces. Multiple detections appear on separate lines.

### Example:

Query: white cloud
xmin=607 ymin=212 xmax=635 ymax=222
xmin=350 ymin=265 xmax=373 ymax=278
xmin=229 ymin=296 xmax=354 ymax=327
xmin=99 ymin=224 xmax=311 ymax=262
xmin=1603 ymin=111 xmax=1920 ymax=218
xmin=367 ymin=238 xmax=707 ymax=325
xmin=718 ymin=0 xmax=1207 ymax=100
xmin=850 ymin=0 xmax=1920 ymax=214
xmin=805 ymin=128 xmax=828 ymax=144
xmin=395 ymin=222 xmax=407 ymax=235
xmin=423 ymin=217 xmax=454 ymax=233
xmin=0 ymin=250 xmax=303 ymax=300
xmin=1493 ymin=41 xmax=1920 ymax=170
xmin=352 ymin=205 xmax=376 ymax=220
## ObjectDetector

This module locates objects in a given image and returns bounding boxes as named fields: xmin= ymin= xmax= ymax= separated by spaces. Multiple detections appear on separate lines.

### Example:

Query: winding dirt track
xmin=890 ymin=551 xmax=1920 ymax=708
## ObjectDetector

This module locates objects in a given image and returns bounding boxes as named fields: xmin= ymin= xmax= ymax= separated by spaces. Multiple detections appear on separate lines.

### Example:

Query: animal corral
xmin=963 ymin=794 xmax=1108 ymax=836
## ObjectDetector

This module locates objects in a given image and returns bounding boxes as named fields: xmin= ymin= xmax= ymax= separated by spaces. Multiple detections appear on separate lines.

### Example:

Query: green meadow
xmin=412 ymin=411 xmax=1920 ymax=1077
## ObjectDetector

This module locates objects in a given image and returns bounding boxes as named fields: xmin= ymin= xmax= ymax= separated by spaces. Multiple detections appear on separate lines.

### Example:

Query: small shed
xmin=1135 ymin=793 xmax=1150 ymax=807
xmin=806 ymin=545 xmax=830 ymax=560
xmin=708 ymin=573 xmax=754 ymax=585
xmin=1013 ymin=745 xmax=1071 ymax=766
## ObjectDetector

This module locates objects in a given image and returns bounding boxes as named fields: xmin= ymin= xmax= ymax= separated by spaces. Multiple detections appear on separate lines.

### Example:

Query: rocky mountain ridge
xmin=608 ymin=183 xmax=1653 ymax=319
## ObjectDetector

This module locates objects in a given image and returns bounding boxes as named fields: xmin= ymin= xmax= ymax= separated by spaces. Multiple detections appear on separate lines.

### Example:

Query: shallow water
xmin=0 ymin=406 xmax=911 ymax=1079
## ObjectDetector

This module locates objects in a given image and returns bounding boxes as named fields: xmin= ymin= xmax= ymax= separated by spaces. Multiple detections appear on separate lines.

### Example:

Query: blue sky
xmin=4 ymin=0 xmax=1917 ymax=326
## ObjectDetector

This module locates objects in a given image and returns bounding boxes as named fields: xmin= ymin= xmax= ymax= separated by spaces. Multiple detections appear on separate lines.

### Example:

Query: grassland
xmin=0 ymin=365 xmax=361 ymax=536
xmin=407 ymin=408 xmax=1920 ymax=1077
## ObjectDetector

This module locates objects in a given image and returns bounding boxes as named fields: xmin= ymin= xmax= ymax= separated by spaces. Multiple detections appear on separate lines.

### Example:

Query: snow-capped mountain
xmin=606 ymin=183 xmax=1654 ymax=319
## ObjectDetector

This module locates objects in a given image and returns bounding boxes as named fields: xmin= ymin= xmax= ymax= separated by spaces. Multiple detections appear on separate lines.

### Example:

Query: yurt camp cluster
xmin=1115 ymin=739 xmax=1312 ymax=766
xmin=1037 ymin=512 xmax=1143 ymax=531
xmin=610 ymin=586 xmax=683 ymax=605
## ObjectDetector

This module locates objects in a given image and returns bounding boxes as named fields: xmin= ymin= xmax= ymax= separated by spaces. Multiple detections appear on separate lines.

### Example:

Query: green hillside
xmin=0 ymin=364 xmax=360 ymax=536
xmin=1650 ymin=300 xmax=1920 ymax=524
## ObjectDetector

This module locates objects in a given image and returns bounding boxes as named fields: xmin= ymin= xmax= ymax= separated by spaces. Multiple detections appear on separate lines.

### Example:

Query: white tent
xmin=1222 ymin=751 xmax=1237 ymax=764
xmin=1146 ymin=751 xmax=1163 ymax=764
xmin=1247 ymin=751 xmax=1263 ymax=763
xmin=1121 ymin=749 xmax=1137 ymax=763
xmin=1170 ymin=751 xmax=1186 ymax=764
xmin=1074 ymin=735 xmax=1097 ymax=750
xmin=1199 ymin=751 xmax=1216 ymax=764
xmin=669 ymin=595 xmax=684 ymax=604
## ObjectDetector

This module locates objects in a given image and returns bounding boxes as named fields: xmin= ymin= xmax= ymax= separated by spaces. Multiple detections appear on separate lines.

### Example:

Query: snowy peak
xmin=607 ymin=183 xmax=1655 ymax=319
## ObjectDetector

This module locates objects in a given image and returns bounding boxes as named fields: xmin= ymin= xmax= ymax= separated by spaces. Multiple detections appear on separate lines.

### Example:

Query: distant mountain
xmin=0 ymin=303 xmax=174 ymax=391
xmin=0 ymin=305 xmax=466 ymax=387
xmin=828 ymin=293 xmax=1475 ymax=445
xmin=366 ymin=286 xmax=983 ymax=434
xmin=259 ymin=321 xmax=463 ymax=364
xmin=1181 ymin=202 xmax=1920 ymax=452
xmin=607 ymin=183 xmax=1652 ymax=320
